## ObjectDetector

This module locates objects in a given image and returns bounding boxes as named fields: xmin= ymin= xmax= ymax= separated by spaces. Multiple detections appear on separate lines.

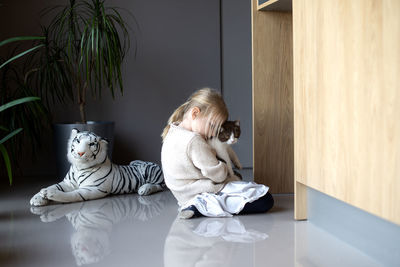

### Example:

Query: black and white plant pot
xmin=53 ymin=121 xmax=115 ymax=178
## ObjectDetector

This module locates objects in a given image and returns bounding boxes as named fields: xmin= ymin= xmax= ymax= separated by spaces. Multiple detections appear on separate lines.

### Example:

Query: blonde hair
xmin=161 ymin=88 xmax=228 ymax=141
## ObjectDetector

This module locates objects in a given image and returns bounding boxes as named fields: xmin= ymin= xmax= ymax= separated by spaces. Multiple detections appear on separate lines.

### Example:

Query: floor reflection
xmin=3 ymin=192 xmax=384 ymax=267
xmin=30 ymin=193 xmax=168 ymax=266
xmin=295 ymin=222 xmax=383 ymax=267
xmin=164 ymin=216 xmax=268 ymax=267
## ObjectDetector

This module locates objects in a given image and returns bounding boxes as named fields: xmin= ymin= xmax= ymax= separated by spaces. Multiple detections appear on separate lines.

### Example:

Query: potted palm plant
xmin=27 ymin=0 xmax=132 ymax=176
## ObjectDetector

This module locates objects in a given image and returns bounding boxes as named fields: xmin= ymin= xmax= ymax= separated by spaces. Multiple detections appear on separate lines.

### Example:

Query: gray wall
xmin=0 ymin=0 xmax=252 ymax=180
xmin=222 ymin=0 xmax=253 ymax=168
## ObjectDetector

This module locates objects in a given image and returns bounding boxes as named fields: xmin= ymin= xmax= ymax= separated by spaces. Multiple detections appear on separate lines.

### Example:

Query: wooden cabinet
xmin=253 ymin=0 xmax=400 ymax=225
xmin=252 ymin=0 xmax=293 ymax=194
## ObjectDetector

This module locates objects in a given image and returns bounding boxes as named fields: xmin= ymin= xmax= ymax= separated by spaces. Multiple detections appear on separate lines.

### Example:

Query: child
xmin=161 ymin=88 xmax=274 ymax=219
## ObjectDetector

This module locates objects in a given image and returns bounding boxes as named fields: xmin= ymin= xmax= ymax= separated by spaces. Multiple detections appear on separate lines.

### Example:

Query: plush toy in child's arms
xmin=30 ymin=129 xmax=165 ymax=206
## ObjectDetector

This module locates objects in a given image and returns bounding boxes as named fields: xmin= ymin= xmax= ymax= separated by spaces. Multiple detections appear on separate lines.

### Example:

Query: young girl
xmin=161 ymin=88 xmax=274 ymax=219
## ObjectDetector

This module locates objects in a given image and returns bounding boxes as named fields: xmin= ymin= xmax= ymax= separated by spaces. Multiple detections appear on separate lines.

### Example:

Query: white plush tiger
xmin=30 ymin=129 xmax=165 ymax=206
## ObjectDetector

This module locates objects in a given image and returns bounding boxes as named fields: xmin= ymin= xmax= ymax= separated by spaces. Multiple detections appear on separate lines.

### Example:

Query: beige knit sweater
xmin=161 ymin=123 xmax=239 ymax=206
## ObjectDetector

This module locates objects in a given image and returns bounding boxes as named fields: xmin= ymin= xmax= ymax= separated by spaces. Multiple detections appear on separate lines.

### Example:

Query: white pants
xmin=182 ymin=181 xmax=269 ymax=217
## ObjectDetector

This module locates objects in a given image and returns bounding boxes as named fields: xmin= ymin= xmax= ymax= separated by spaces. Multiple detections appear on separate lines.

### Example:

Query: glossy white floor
xmin=0 ymin=181 xmax=382 ymax=267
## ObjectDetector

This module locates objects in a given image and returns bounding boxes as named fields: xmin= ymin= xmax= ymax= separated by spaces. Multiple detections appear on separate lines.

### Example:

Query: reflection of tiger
xmin=30 ymin=129 xmax=165 ymax=206
xmin=31 ymin=192 xmax=169 ymax=265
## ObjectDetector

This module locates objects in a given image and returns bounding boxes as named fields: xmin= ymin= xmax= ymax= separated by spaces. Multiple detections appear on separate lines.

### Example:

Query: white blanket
xmin=181 ymin=181 xmax=269 ymax=217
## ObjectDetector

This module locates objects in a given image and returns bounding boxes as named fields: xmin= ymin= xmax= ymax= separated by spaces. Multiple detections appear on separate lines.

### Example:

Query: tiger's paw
xmin=138 ymin=184 xmax=157 ymax=196
xmin=40 ymin=187 xmax=58 ymax=200
xmin=30 ymin=193 xmax=49 ymax=206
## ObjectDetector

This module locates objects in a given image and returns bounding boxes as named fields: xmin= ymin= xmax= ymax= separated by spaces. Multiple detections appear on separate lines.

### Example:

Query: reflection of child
xmin=164 ymin=217 xmax=268 ymax=267
xmin=161 ymin=88 xmax=274 ymax=219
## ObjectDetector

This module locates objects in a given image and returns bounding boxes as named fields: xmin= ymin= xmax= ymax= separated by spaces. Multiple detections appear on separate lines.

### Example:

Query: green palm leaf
xmin=0 ymin=44 xmax=44 ymax=69
xmin=0 ymin=36 xmax=45 ymax=47
xmin=0 ymin=128 xmax=23 ymax=145
xmin=0 ymin=144 xmax=13 ymax=185
xmin=0 ymin=97 xmax=40 ymax=112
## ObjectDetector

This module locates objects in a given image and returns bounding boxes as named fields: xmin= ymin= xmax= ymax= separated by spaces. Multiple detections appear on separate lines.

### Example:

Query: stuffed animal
xmin=30 ymin=129 xmax=164 ymax=206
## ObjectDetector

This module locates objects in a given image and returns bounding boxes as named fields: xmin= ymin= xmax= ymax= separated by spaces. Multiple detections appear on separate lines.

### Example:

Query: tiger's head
xmin=67 ymin=129 xmax=108 ymax=169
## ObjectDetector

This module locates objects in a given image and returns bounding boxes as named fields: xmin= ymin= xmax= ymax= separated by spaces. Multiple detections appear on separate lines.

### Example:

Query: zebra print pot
xmin=53 ymin=121 xmax=115 ymax=178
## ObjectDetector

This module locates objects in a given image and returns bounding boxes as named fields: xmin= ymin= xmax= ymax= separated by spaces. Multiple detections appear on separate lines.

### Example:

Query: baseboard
xmin=308 ymin=187 xmax=400 ymax=267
